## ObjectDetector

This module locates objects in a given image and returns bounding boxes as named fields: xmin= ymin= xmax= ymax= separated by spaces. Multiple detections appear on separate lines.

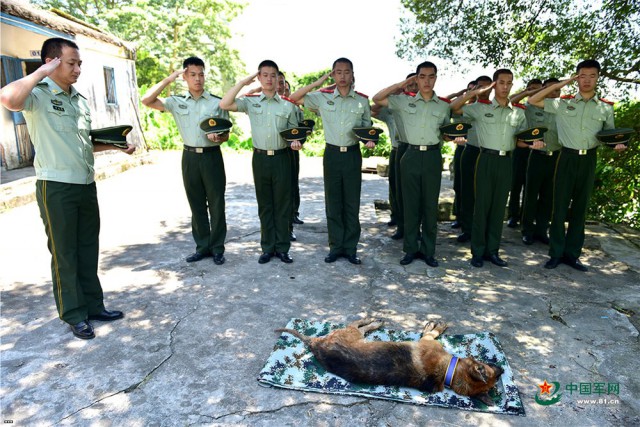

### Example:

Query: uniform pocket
xmin=46 ymin=105 xmax=75 ymax=132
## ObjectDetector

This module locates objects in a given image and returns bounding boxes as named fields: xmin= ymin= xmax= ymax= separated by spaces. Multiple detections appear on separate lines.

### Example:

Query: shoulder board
xmin=599 ymin=98 xmax=615 ymax=106
xmin=355 ymin=91 xmax=369 ymax=99
xmin=209 ymin=93 xmax=221 ymax=99
xmin=281 ymin=96 xmax=296 ymax=104
xmin=438 ymin=96 xmax=451 ymax=103
xmin=560 ymin=95 xmax=575 ymax=99
xmin=403 ymin=91 xmax=416 ymax=96
xmin=477 ymin=99 xmax=492 ymax=105
xmin=319 ymin=88 xmax=334 ymax=93
xmin=513 ymin=102 xmax=526 ymax=110
xmin=244 ymin=94 xmax=260 ymax=97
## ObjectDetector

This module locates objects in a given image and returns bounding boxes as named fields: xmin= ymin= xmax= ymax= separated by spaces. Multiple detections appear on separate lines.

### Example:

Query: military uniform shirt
xmin=236 ymin=93 xmax=298 ymax=150
xmin=389 ymin=93 xmax=412 ymax=143
xmin=543 ymin=94 xmax=614 ymax=149
xmin=375 ymin=106 xmax=399 ymax=148
xmin=525 ymin=103 xmax=561 ymax=152
xmin=388 ymin=92 xmax=450 ymax=145
xmin=463 ymin=98 xmax=527 ymax=151
xmin=22 ymin=77 xmax=94 ymax=184
xmin=304 ymin=88 xmax=371 ymax=146
xmin=164 ymin=92 xmax=229 ymax=147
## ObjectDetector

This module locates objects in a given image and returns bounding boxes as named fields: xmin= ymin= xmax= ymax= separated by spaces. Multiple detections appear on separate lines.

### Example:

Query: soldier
xmin=373 ymin=62 xmax=450 ymax=267
xmin=289 ymin=58 xmax=373 ymax=265
xmin=282 ymin=78 xmax=305 ymax=240
xmin=520 ymin=78 xmax=561 ymax=245
xmin=529 ymin=60 xmax=625 ymax=271
xmin=220 ymin=60 xmax=299 ymax=264
xmin=450 ymin=69 xmax=539 ymax=268
xmin=142 ymin=57 xmax=229 ymax=266
xmin=0 ymin=38 xmax=135 ymax=339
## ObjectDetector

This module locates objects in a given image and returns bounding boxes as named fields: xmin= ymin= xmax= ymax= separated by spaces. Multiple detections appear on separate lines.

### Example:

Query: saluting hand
xmin=40 ymin=57 xmax=62 ymax=77
xmin=168 ymin=68 xmax=186 ymax=82
xmin=316 ymin=73 xmax=331 ymax=87
xmin=242 ymin=71 xmax=260 ymax=87
xmin=472 ymin=82 xmax=496 ymax=97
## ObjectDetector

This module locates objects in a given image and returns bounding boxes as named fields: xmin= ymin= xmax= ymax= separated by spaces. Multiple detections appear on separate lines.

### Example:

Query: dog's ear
xmin=469 ymin=363 xmax=488 ymax=384
xmin=472 ymin=391 xmax=494 ymax=406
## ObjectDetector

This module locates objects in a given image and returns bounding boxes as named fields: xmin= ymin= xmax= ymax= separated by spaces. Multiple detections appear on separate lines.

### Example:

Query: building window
xmin=103 ymin=66 xmax=117 ymax=104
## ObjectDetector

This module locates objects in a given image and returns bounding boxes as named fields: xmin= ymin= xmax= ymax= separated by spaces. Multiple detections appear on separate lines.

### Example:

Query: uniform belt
xmin=562 ymin=147 xmax=597 ymax=156
xmin=397 ymin=141 xmax=409 ymax=147
xmin=183 ymin=145 xmax=220 ymax=153
xmin=253 ymin=147 xmax=288 ymax=156
xmin=480 ymin=147 xmax=511 ymax=157
xmin=464 ymin=144 xmax=480 ymax=152
xmin=326 ymin=143 xmax=359 ymax=153
xmin=408 ymin=144 xmax=440 ymax=151
xmin=533 ymin=149 xmax=559 ymax=157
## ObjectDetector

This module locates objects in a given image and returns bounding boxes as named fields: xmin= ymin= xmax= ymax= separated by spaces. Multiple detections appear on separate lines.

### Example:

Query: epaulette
xmin=478 ymin=99 xmax=492 ymax=105
xmin=281 ymin=96 xmax=296 ymax=104
xmin=438 ymin=96 xmax=451 ymax=103
xmin=319 ymin=88 xmax=334 ymax=93
xmin=560 ymin=95 xmax=575 ymax=99
xmin=355 ymin=91 xmax=369 ymax=99
xmin=244 ymin=94 xmax=260 ymax=97
xmin=599 ymin=98 xmax=615 ymax=106
xmin=210 ymin=93 xmax=221 ymax=99
xmin=513 ymin=102 xmax=526 ymax=110
xmin=403 ymin=91 xmax=416 ymax=96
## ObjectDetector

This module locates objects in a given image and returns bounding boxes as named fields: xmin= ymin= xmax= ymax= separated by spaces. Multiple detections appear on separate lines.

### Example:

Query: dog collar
xmin=444 ymin=356 xmax=459 ymax=388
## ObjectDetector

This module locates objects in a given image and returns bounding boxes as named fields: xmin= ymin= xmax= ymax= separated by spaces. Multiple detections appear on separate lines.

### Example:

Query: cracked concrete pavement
xmin=1 ymin=150 xmax=639 ymax=426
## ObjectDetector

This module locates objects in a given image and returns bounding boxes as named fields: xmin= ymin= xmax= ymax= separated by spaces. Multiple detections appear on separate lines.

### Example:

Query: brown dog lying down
xmin=276 ymin=318 xmax=504 ymax=405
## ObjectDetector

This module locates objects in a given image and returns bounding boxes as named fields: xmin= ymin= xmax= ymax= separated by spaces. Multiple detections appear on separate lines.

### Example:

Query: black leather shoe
xmin=213 ymin=253 xmax=225 ymax=265
xmin=470 ymin=256 xmax=484 ymax=268
xmin=290 ymin=231 xmax=297 ymax=241
xmin=186 ymin=252 xmax=210 ymax=263
xmin=88 ymin=309 xmax=124 ymax=322
xmin=292 ymin=215 xmax=304 ymax=225
xmin=258 ymin=253 xmax=273 ymax=264
xmin=324 ymin=253 xmax=339 ymax=263
xmin=562 ymin=256 xmax=588 ymax=272
xmin=400 ymin=253 xmax=415 ymax=265
xmin=507 ymin=217 xmax=518 ymax=228
xmin=487 ymin=254 xmax=507 ymax=267
xmin=70 ymin=320 xmax=95 ymax=339
xmin=457 ymin=233 xmax=471 ymax=243
xmin=346 ymin=254 xmax=362 ymax=265
xmin=545 ymin=257 xmax=561 ymax=269
xmin=424 ymin=256 xmax=439 ymax=267
xmin=387 ymin=219 xmax=397 ymax=227
xmin=276 ymin=252 xmax=293 ymax=263
xmin=536 ymin=234 xmax=550 ymax=245
xmin=391 ymin=231 xmax=404 ymax=240
xmin=451 ymin=220 xmax=461 ymax=229
xmin=522 ymin=235 xmax=534 ymax=245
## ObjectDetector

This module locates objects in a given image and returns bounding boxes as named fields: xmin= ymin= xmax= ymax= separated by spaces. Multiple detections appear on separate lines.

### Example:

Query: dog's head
xmin=452 ymin=357 xmax=504 ymax=406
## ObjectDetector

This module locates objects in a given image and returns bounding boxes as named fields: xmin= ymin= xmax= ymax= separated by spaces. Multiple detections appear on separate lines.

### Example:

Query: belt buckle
xmin=578 ymin=149 xmax=587 ymax=155
xmin=340 ymin=146 xmax=347 ymax=152
xmin=546 ymin=151 xmax=553 ymax=156
xmin=419 ymin=145 xmax=427 ymax=151
xmin=499 ymin=150 xmax=507 ymax=156
xmin=267 ymin=150 xmax=275 ymax=156
xmin=195 ymin=147 xmax=203 ymax=154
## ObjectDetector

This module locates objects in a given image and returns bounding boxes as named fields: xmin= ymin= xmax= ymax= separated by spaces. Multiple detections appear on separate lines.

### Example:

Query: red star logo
xmin=539 ymin=380 xmax=553 ymax=395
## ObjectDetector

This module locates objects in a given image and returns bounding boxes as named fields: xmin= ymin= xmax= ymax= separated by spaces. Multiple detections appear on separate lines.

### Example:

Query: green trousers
xmin=459 ymin=144 xmax=480 ymax=235
xmin=401 ymin=148 xmax=442 ymax=257
xmin=290 ymin=148 xmax=301 ymax=217
xmin=471 ymin=152 xmax=512 ymax=257
xmin=394 ymin=142 xmax=409 ymax=233
xmin=182 ymin=149 xmax=226 ymax=255
xmin=452 ymin=144 xmax=464 ymax=218
xmin=508 ymin=146 xmax=529 ymax=219
xmin=549 ymin=149 xmax=597 ymax=259
xmin=521 ymin=150 xmax=558 ymax=238
xmin=252 ymin=150 xmax=292 ymax=253
xmin=36 ymin=180 xmax=105 ymax=325
xmin=323 ymin=145 xmax=362 ymax=256
xmin=388 ymin=147 xmax=398 ymax=222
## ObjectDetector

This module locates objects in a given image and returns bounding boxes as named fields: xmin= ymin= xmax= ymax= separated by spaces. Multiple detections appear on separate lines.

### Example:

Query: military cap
xmin=199 ymin=117 xmax=233 ymax=135
xmin=280 ymin=127 xmax=312 ymax=143
xmin=353 ymin=127 xmax=384 ymax=144
xmin=596 ymin=128 xmax=635 ymax=146
xmin=515 ymin=127 xmax=549 ymax=144
xmin=299 ymin=119 xmax=315 ymax=131
xmin=90 ymin=125 xmax=133 ymax=149
xmin=440 ymin=122 xmax=473 ymax=138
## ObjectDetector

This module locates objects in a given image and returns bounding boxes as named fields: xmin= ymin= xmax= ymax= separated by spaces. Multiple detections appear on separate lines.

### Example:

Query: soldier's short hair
xmin=332 ymin=57 xmax=353 ymax=71
xmin=416 ymin=61 xmax=438 ymax=75
xmin=576 ymin=60 xmax=601 ymax=73
xmin=493 ymin=69 xmax=513 ymax=82
xmin=258 ymin=60 xmax=279 ymax=72
xmin=41 ymin=38 xmax=79 ymax=64
xmin=476 ymin=75 xmax=492 ymax=84
xmin=527 ymin=78 xmax=543 ymax=88
xmin=543 ymin=77 xmax=560 ymax=86
xmin=406 ymin=72 xmax=417 ymax=79
xmin=183 ymin=57 xmax=205 ymax=69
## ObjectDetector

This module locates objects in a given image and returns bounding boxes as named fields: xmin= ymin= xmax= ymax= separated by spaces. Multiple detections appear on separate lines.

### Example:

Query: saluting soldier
xmin=529 ymin=60 xmax=625 ymax=271
xmin=220 ymin=60 xmax=299 ymax=264
xmin=451 ymin=69 xmax=538 ymax=268
xmin=142 ymin=57 xmax=229 ymax=266
xmin=520 ymin=78 xmax=561 ymax=245
xmin=0 ymin=38 xmax=135 ymax=339
xmin=373 ymin=62 xmax=450 ymax=267
xmin=289 ymin=58 xmax=373 ymax=265
xmin=371 ymin=101 xmax=400 ymax=231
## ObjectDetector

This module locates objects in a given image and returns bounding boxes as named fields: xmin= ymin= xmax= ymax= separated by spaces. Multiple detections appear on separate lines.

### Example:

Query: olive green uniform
xmin=388 ymin=93 xmax=413 ymax=235
xmin=304 ymin=88 xmax=371 ymax=257
xmin=388 ymin=92 xmax=449 ymax=257
xmin=236 ymin=93 xmax=298 ymax=254
xmin=291 ymin=106 xmax=305 ymax=223
xmin=508 ymin=144 xmax=529 ymax=222
xmin=544 ymin=94 xmax=614 ymax=260
xmin=463 ymin=99 xmax=527 ymax=258
xmin=164 ymin=92 xmax=229 ymax=256
xmin=374 ymin=106 xmax=400 ymax=224
xmin=450 ymin=112 xmax=466 ymax=221
xmin=521 ymin=103 xmax=561 ymax=240
xmin=22 ymin=77 xmax=105 ymax=325
xmin=459 ymin=112 xmax=481 ymax=237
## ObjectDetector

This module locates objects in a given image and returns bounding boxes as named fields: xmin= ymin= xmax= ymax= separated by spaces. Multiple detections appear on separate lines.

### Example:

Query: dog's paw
xmin=422 ymin=320 xmax=448 ymax=337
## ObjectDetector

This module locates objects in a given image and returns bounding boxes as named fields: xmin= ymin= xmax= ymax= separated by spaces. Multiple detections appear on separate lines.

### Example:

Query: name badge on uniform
xmin=179 ymin=104 xmax=188 ymax=109
xmin=327 ymin=100 xmax=335 ymax=105
xmin=485 ymin=113 xmax=494 ymax=117
xmin=408 ymin=103 xmax=416 ymax=108
xmin=253 ymin=104 xmax=261 ymax=108
xmin=50 ymin=99 xmax=63 ymax=106
xmin=567 ymin=106 xmax=576 ymax=111
xmin=53 ymin=106 xmax=65 ymax=112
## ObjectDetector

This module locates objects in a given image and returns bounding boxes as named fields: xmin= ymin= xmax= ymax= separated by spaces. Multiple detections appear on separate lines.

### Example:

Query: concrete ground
xmin=1 ymin=150 xmax=639 ymax=426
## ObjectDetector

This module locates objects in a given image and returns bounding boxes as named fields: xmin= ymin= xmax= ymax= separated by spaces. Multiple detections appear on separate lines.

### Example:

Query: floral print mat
xmin=258 ymin=318 xmax=525 ymax=416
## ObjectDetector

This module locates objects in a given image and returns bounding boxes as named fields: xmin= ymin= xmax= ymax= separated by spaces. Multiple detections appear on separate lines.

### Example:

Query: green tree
xmin=397 ymin=0 xmax=639 ymax=90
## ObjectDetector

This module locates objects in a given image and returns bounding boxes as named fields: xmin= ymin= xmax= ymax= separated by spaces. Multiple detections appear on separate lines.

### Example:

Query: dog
xmin=276 ymin=318 xmax=504 ymax=405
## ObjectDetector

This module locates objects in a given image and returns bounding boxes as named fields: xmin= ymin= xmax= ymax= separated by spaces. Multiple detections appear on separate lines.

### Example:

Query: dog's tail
xmin=275 ymin=328 xmax=313 ymax=346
